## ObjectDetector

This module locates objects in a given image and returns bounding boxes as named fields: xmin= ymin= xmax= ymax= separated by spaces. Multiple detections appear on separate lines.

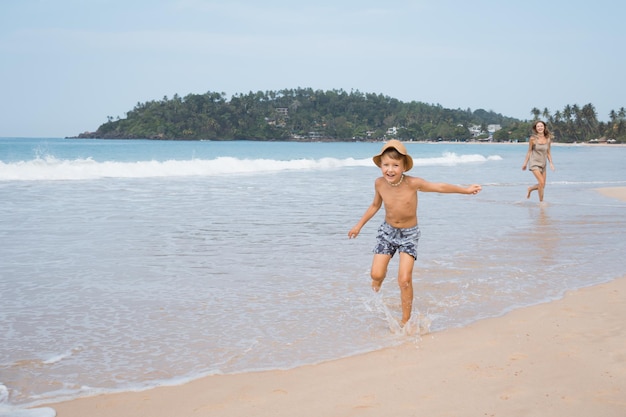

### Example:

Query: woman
xmin=522 ymin=120 xmax=555 ymax=202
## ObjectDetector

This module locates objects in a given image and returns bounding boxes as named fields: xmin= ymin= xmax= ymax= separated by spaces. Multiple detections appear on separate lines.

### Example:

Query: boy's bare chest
xmin=381 ymin=188 xmax=417 ymax=210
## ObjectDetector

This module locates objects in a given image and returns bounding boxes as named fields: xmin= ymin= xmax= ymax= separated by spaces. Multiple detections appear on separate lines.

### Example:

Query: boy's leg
xmin=397 ymin=252 xmax=416 ymax=325
xmin=370 ymin=254 xmax=392 ymax=292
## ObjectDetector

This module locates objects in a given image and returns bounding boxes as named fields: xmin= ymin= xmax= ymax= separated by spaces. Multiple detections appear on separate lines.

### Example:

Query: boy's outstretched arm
xmin=419 ymin=181 xmax=482 ymax=195
xmin=463 ymin=184 xmax=482 ymax=194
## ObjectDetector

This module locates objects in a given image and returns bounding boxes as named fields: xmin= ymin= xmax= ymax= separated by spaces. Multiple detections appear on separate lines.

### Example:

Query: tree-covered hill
xmin=75 ymin=88 xmax=516 ymax=141
xmin=73 ymin=88 xmax=625 ymax=143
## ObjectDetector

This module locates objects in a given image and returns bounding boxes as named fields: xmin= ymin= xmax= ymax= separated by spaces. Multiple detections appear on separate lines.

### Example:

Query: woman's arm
xmin=547 ymin=140 xmax=555 ymax=170
xmin=522 ymin=136 xmax=535 ymax=170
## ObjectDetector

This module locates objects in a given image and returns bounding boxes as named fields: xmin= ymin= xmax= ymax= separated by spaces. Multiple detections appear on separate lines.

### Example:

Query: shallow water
xmin=1 ymin=139 xmax=625 ymax=409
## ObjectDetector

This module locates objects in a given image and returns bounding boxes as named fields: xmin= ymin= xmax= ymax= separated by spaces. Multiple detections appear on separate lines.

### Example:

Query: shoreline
xmin=3 ymin=136 xmax=625 ymax=147
xmin=22 ymin=186 xmax=626 ymax=416
xmin=596 ymin=186 xmax=626 ymax=201
xmin=38 ymin=275 xmax=626 ymax=417
xmin=414 ymin=140 xmax=626 ymax=147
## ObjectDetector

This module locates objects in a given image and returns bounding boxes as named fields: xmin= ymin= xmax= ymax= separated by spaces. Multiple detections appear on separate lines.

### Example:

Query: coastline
xmin=417 ymin=140 xmax=626 ymax=147
xmin=30 ymin=187 xmax=626 ymax=417
xmin=596 ymin=186 xmax=626 ymax=201
xmin=39 ymin=275 xmax=626 ymax=417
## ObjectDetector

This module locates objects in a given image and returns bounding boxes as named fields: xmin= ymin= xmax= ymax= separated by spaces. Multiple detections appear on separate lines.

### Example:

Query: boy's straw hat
xmin=372 ymin=139 xmax=414 ymax=171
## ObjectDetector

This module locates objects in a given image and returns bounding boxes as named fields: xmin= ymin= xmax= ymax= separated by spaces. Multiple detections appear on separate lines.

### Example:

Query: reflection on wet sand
xmin=531 ymin=204 xmax=558 ymax=265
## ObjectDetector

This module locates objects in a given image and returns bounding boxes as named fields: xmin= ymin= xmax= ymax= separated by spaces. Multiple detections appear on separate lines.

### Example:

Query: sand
xmin=33 ymin=188 xmax=626 ymax=417
xmin=596 ymin=186 xmax=626 ymax=202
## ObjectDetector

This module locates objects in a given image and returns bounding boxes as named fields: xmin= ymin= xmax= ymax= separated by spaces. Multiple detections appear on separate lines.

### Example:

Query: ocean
xmin=1 ymin=138 xmax=625 ymax=413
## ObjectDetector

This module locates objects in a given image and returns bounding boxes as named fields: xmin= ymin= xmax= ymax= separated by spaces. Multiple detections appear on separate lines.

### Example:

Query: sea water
xmin=1 ymin=138 xmax=625 ymax=411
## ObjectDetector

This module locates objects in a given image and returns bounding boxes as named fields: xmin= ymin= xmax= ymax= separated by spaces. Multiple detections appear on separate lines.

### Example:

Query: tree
xmin=580 ymin=103 xmax=599 ymax=139
xmin=530 ymin=107 xmax=541 ymax=120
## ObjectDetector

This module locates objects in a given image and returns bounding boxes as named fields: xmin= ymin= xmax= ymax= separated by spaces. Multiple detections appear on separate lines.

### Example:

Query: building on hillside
xmin=469 ymin=125 xmax=482 ymax=137
xmin=488 ymin=124 xmax=502 ymax=134
xmin=386 ymin=126 xmax=398 ymax=136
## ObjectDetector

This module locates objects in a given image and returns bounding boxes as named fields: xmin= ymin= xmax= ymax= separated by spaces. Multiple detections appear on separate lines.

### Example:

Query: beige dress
xmin=529 ymin=140 xmax=549 ymax=173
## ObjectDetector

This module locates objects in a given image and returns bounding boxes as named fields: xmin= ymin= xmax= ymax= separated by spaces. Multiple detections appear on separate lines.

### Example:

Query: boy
xmin=348 ymin=140 xmax=481 ymax=327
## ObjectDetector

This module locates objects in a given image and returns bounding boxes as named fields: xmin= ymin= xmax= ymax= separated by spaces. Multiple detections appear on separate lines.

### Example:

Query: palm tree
xmin=617 ymin=108 xmax=626 ymax=138
xmin=562 ymin=105 xmax=572 ymax=122
xmin=552 ymin=110 xmax=563 ymax=139
xmin=581 ymin=103 xmax=599 ymax=140
xmin=530 ymin=107 xmax=541 ymax=120
xmin=571 ymin=104 xmax=582 ymax=142
xmin=561 ymin=105 xmax=573 ymax=141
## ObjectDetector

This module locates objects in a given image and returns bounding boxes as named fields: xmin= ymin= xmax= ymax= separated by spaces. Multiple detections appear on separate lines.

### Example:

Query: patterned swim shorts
xmin=373 ymin=222 xmax=421 ymax=260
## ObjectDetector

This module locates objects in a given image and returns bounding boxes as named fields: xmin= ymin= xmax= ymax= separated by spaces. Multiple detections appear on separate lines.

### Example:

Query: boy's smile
xmin=380 ymin=155 xmax=405 ymax=185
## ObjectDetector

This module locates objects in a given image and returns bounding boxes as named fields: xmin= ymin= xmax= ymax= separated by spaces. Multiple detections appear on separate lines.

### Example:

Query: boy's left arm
xmin=419 ymin=180 xmax=481 ymax=195
xmin=462 ymin=184 xmax=482 ymax=194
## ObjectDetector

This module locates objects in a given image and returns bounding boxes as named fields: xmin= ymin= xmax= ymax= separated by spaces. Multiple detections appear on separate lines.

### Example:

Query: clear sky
xmin=1 ymin=0 xmax=625 ymax=138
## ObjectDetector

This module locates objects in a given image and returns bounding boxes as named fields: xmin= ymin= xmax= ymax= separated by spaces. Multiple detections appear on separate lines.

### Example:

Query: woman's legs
xmin=539 ymin=170 xmax=547 ymax=201
xmin=528 ymin=168 xmax=547 ymax=201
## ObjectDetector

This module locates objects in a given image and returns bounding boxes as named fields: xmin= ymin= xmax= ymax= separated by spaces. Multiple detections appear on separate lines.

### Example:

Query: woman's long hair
xmin=532 ymin=120 xmax=553 ymax=139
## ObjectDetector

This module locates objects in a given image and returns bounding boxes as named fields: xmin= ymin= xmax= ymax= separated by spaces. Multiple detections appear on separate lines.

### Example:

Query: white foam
xmin=41 ymin=350 xmax=74 ymax=365
xmin=413 ymin=152 xmax=501 ymax=166
xmin=0 ymin=153 xmax=500 ymax=181
xmin=0 ymin=407 xmax=56 ymax=417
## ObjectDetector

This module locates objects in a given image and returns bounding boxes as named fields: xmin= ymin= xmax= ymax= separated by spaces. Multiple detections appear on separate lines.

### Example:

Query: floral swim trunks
xmin=373 ymin=222 xmax=421 ymax=260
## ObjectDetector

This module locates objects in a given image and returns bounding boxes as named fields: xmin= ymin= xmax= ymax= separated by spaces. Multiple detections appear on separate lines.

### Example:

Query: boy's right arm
xmin=348 ymin=189 xmax=382 ymax=239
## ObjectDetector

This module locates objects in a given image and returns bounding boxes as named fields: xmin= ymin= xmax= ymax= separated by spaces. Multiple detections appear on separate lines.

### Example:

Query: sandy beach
xmin=32 ymin=188 xmax=626 ymax=417
xmin=596 ymin=186 xmax=626 ymax=202
xmin=40 ymin=276 xmax=626 ymax=417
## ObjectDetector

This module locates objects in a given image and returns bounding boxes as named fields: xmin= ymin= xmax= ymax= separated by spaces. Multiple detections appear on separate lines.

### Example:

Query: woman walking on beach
xmin=522 ymin=120 xmax=555 ymax=202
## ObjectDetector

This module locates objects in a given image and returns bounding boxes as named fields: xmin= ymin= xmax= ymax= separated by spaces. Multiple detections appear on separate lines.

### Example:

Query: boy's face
xmin=379 ymin=154 xmax=405 ymax=183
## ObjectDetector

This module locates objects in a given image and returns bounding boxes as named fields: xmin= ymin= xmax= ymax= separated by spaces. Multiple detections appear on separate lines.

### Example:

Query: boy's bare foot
xmin=526 ymin=187 xmax=533 ymax=199
xmin=401 ymin=320 xmax=416 ymax=335
xmin=371 ymin=280 xmax=381 ymax=292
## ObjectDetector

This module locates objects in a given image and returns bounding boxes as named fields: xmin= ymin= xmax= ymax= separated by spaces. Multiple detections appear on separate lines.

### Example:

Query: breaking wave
xmin=0 ymin=153 xmax=500 ymax=181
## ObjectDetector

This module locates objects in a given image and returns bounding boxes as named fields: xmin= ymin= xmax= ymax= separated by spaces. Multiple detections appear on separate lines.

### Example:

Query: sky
xmin=1 ymin=0 xmax=625 ymax=138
